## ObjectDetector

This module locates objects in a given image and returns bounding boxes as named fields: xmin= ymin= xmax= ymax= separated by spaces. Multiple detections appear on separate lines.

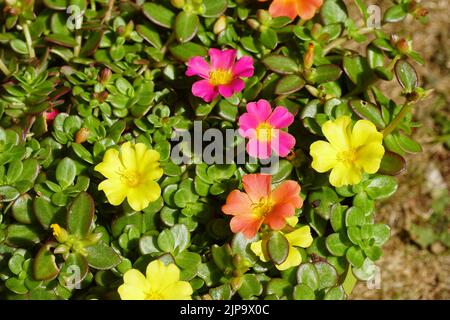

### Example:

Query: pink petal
xmin=209 ymin=48 xmax=237 ymax=70
xmin=242 ymin=173 xmax=272 ymax=203
xmin=230 ymin=215 xmax=263 ymax=239
xmin=233 ymin=56 xmax=254 ymax=78
xmin=296 ymin=0 xmax=323 ymax=20
xmin=269 ymin=0 xmax=297 ymax=19
xmin=192 ymin=80 xmax=219 ymax=102
xmin=246 ymin=138 xmax=272 ymax=160
xmin=264 ymin=203 xmax=295 ymax=230
xmin=246 ymin=99 xmax=272 ymax=122
xmin=218 ymin=79 xmax=245 ymax=98
xmin=186 ymin=56 xmax=211 ymax=79
xmin=238 ymin=113 xmax=259 ymax=138
xmin=272 ymin=180 xmax=303 ymax=209
xmin=267 ymin=106 xmax=294 ymax=129
xmin=271 ymin=131 xmax=296 ymax=157
xmin=222 ymin=190 xmax=253 ymax=216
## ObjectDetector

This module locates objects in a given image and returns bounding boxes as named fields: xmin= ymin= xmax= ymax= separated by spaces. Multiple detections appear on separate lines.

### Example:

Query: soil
xmin=344 ymin=0 xmax=450 ymax=299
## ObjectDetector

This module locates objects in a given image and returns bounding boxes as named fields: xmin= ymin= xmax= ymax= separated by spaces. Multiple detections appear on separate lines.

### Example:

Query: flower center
xmin=120 ymin=170 xmax=141 ymax=188
xmin=145 ymin=290 xmax=163 ymax=300
xmin=209 ymin=69 xmax=233 ymax=86
xmin=337 ymin=149 xmax=357 ymax=164
xmin=255 ymin=122 xmax=274 ymax=142
xmin=251 ymin=197 xmax=274 ymax=218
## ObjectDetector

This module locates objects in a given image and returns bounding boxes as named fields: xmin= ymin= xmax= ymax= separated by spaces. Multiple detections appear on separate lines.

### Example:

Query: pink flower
xmin=238 ymin=99 xmax=296 ymax=159
xmin=44 ymin=109 xmax=58 ymax=122
xmin=186 ymin=48 xmax=254 ymax=103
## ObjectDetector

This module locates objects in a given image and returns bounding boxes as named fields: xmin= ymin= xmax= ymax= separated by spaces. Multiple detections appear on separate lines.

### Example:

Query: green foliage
xmin=0 ymin=0 xmax=428 ymax=300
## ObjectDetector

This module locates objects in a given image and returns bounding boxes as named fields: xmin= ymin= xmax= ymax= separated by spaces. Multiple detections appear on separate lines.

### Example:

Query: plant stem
xmin=386 ymin=55 xmax=400 ymax=71
xmin=323 ymin=27 xmax=375 ymax=55
xmin=382 ymin=102 xmax=414 ymax=137
xmin=0 ymin=57 xmax=11 ymax=76
xmin=74 ymin=34 xmax=82 ymax=57
xmin=22 ymin=22 xmax=35 ymax=59
xmin=102 ymin=0 xmax=115 ymax=24
xmin=161 ymin=33 xmax=176 ymax=56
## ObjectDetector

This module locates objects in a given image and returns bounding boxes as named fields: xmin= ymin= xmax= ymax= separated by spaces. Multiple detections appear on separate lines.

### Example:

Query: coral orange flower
xmin=259 ymin=0 xmax=323 ymax=20
xmin=222 ymin=174 xmax=303 ymax=239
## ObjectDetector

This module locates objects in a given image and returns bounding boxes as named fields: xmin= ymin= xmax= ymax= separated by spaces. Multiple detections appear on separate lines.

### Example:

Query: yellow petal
xmin=120 ymin=141 xmax=137 ymax=171
xmin=122 ymin=269 xmax=151 ymax=292
xmin=310 ymin=141 xmax=338 ymax=173
xmin=98 ymin=178 xmax=128 ymax=206
xmin=143 ymin=165 xmax=164 ymax=182
xmin=321 ymin=116 xmax=352 ymax=152
xmin=285 ymin=216 xmax=298 ymax=227
xmin=329 ymin=162 xmax=362 ymax=187
xmin=351 ymin=119 xmax=383 ymax=149
xmin=250 ymin=240 xmax=269 ymax=262
xmin=285 ymin=226 xmax=313 ymax=248
xmin=127 ymin=181 xmax=161 ymax=211
xmin=356 ymin=142 xmax=385 ymax=174
xmin=276 ymin=247 xmax=302 ymax=271
xmin=118 ymin=284 xmax=146 ymax=300
xmin=94 ymin=149 xmax=123 ymax=179
xmin=161 ymin=281 xmax=193 ymax=300
xmin=146 ymin=260 xmax=180 ymax=292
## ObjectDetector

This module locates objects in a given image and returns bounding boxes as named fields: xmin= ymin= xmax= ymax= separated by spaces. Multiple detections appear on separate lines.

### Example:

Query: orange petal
xmin=222 ymin=190 xmax=252 ymax=216
xmin=242 ymin=174 xmax=272 ymax=203
xmin=272 ymin=180 xmax=303 ymax=209
xmin=264 ymin=203 xmax=295 ymax=230
xmin=296 ymin=0 xmax=323 ymax=20
xmin=230 ymin=215 xmax=263 ymax=239
xmin=269 ymin=0 xmax=298 ymax=20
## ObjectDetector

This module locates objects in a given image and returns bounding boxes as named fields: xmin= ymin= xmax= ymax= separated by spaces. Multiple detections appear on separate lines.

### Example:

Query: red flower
xmin=222 ymin=174 xmax=303 ymax=239
xmin=259 ymin=0 xmax=323 ymax=20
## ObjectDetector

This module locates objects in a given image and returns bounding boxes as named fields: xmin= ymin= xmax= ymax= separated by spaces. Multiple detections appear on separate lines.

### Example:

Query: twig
xmin=0 ymin=57 xmax=11 ymax=76
xmin=22 ymin=22 xmax=35 ymax=59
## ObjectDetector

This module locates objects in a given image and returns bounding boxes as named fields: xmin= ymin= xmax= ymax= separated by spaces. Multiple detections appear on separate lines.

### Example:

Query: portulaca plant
xmin=0 ymin=0 xmax=431 ymax=300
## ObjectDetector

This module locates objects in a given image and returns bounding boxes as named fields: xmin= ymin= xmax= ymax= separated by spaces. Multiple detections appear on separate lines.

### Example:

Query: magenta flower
xmin=44 ymin=109 xmax=58 ymax=122
xmin=239 ymin=99 xmax=296 ymax=159
xmin=186 ymin=48 xmax=254 ymax=102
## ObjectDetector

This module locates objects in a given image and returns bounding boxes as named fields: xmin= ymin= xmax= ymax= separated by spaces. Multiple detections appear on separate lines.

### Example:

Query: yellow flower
xmin=94 ymin=142 xmax=163 ymax=211
xmin=250 ymin=226 xmax=313 ymax=271
xmin=50 ymin=224 xmax=68 ymax=243
xmin=118 ymin=260 xmax=193 ymax=300
xmin=309 ymin=116 xmax=385 ymax=187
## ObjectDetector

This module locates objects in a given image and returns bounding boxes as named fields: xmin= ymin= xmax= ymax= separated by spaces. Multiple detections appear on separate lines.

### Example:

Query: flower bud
xmin=247 ymin=18 xmax=260 ymax=30
xmin=396 ymin=38 xmax=410 ymax=54
xmin=75 ymin=127 xmax=90 ymax=144
xmin=256 ymin=9 xmax=271 ymax=25
xmin=51 ymin=224 xmax=69 ymax=243
xmin=213 ymin=15 xmax=227 ymax=34
xmin=303 ymin=43 xmax=315 ymax=69
xmin=170 ymin=0 xmax=185 ymax=9
xmin=100 ymin=68 xmax=112 ymax=84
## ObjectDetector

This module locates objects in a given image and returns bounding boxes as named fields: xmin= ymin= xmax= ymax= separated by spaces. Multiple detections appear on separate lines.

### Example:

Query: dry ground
xmin=346 ymin=0 xmax=450 ymax=299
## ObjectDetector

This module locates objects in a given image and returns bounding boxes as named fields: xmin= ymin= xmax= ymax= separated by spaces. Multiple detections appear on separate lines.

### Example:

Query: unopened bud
xmin=213 ymin=15 xmax=227 ymax=34
xmin=170 ymin=0 xmax=185 ymax=9
xmin=75 ymin=127 xmax=90 ymax=144
xmin=247 ymin=18 xmax=260 ymax=30
xmin=100 ymin=68 xmax=112 ymax=83
xmin=311 ymin=23 xmax=322 ymax=39
xmin=396 ymin=38 xmax=410 ymax=54
xmin=303 ymin=42 xmax=315 ymax=69
xmin=414 ymin=7 xmax=428 ymax=17
xmin=256 ymin=9 xmax=271 ymax=25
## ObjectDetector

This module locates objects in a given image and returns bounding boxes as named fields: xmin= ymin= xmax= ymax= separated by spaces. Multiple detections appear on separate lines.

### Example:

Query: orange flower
xmin=259 ymin=0 xmax=323 ymax=20
xmin=222 ymin=174 xmax=303 ymax=239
